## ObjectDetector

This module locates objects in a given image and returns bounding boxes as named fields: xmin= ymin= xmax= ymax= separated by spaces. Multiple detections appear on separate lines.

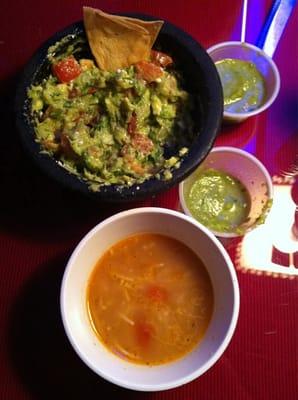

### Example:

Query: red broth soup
xmin=87 ymin=233 xmax=214 ymax=365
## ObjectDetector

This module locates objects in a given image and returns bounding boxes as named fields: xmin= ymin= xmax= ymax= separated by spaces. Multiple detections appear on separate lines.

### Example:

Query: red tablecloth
xmin=1 ymin=1 xmax=297 ymax=399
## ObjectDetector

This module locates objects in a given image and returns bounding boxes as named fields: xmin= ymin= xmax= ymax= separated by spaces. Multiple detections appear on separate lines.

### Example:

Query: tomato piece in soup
xmin=52 ymin=56 xmax=81 ymax=83
xmin=135 ymin=320 xmax=154 ymax=348
xmin=146 ymin=284 xmax=168 ymax=302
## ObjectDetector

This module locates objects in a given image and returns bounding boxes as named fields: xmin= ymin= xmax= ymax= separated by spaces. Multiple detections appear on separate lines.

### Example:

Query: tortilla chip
xmin=83 ymin=7 xmax=153 ymax=71
xmin=115 ymin=16 xmax=163 ymax=47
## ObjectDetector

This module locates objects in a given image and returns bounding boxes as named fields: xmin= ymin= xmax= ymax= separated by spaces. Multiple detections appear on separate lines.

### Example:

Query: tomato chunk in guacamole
xmin=28 ymin=49 xmax=193 ymax=189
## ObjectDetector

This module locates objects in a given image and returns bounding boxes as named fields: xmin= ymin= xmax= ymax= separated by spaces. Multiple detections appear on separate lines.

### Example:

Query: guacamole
xmin=28 ymin=44 xmax=193 ymax=189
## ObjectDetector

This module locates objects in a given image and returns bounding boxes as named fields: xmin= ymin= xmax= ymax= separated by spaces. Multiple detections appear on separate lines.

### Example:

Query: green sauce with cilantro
xmin=215 ymin=58 xmax=265 ymax=113
xmin=185 ymin=168 xmax=251 ymax=233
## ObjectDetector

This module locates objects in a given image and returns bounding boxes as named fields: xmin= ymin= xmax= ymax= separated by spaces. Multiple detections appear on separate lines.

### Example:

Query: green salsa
xmin=28 ymin=39 xmax=194 ymax=190
xmin=215 ymin=58 xmax=265 ymax=113
xmin=185 ymin=168 xmax=251 ymax=233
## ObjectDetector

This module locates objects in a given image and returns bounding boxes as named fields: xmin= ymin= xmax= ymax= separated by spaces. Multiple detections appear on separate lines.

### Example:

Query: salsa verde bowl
xmin=179 ymin=146 xmax=274 ymax=238
xmin=15 ymin=16 xmax=223 ymax=202
xmin=207 ymin=41 xmax=280 ymax=124
xmin=60 ymin=207 xmax=240 ymax=391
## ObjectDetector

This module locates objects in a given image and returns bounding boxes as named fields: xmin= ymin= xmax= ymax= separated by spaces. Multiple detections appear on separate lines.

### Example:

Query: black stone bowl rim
xmin=15 ymin=14 xmax=223 ymax=203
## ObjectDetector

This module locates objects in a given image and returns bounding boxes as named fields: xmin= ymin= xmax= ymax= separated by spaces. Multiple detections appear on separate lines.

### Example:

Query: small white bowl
xmin=179 ymin=147 xmax=274 ymax=239
xmin=207 ymin=41 xmax=280 ymax=123
xmin=60 ymin=207 xmax=239 ymax=391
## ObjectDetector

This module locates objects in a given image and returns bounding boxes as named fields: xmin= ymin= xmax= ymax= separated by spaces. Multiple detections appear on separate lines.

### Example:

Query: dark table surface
xmin=1 ymin=1 xmax=298 ymax=399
